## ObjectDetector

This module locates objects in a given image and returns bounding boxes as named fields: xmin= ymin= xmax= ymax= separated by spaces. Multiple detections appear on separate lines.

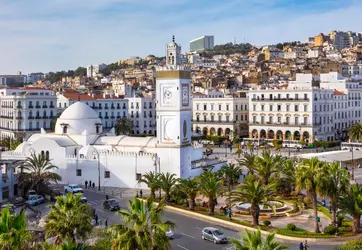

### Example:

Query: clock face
xmin=182 ymin=84 xmax=189 ymax=106
xmin=163 ymin=88 xmax=172 ymax=100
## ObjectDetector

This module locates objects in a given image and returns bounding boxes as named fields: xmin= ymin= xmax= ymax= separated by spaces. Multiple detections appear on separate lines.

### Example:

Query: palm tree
xmin=339 ymin=184 xmax=362 ymax=233
xmin=115 ymin=117 xmax=133 ymax=135
xmin=0 ymin=205 xmax=31 ymax=250
xmin=158 ymin=173 xmax=178 ymax=202
xmin=227 ymin=179 xmax=275 ymax=227
xmin=255 ymin=151 xmax=279 ymax=185
xmin=42 ymin=241 xmax=90 ymax=250
xmin=45 ymin=193 xmax=92 ymax=243
xmin=238 ymin=153 xmax=257 ymax=175
xmin=278 ymin=158 xmax=296 ymax=195
xmin=348 ymin=122 xmax=362 ymax=142
xmin=218 ymin=163 xmax=242 ymax=191
xmin=18 ymin=152 xmax=62 ymax=195
xmin=178 ymin=178 xmax=199 ymax=210
xmin=230 ymin=229 xmax=287 ymax=250
xmin=138 ymin=171 xmax=160 ymax=200
xmin=319 ymin=162 xmax=350 ymax=225
xmin=198 ymin=171 xmax=222 ymax=215
xmin=111 ymin=197 xmax=175 ymax=250
xmin=295 ymin=157 xmax=324 ymax=233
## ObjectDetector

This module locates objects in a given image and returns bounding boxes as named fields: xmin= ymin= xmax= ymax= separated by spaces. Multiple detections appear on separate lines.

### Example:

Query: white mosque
xmin=2 ymin=38 xmax=225 ymax=190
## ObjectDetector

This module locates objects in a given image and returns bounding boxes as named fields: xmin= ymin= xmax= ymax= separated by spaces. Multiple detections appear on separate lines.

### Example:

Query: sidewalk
xmin=81 ymin=185 xmax=150 ymax=200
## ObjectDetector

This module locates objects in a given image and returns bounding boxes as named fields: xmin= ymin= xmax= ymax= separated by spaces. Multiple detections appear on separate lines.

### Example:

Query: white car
xmin=63 ymin=193 xmax=87 ymax=203
xmin=64 ymin=184 xmax=83 ymax=194
xmin=27 ymin=195 xmax=44 ymax=206
xmin=166 ymin=229 xmax=174 ymax=239
xmin=1 ymin=204 xmax=16 ymax=214
xmin=27 ymin=190 xmax=37 ymax=199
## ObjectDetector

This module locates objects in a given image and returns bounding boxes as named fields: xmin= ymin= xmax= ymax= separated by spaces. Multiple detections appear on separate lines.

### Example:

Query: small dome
xmin=59 ymin=102 xmax=98 ymax=120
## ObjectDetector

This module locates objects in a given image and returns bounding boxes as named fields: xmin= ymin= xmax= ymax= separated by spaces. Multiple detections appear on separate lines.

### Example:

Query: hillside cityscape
xmin=1 ymin=27 xmax=362 ymax=250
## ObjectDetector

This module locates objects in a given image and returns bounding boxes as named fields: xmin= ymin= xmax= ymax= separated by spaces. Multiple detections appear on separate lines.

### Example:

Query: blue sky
xmin=0 ymin=0 xmax=361 ymax=74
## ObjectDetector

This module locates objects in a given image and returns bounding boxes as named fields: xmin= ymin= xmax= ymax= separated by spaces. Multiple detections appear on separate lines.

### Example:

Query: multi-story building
xmin=192 ymin=92 xmax=249 ymax=138
xmin=0 ymin=87 xmax=57 ymax=140
xmin=314 ymin=33 xmax=326 ymax=47
xmin=189 ymin=35 xmax=214 ymax=53
xmin=262 ymin=46 xmax=284 ymax=61
xmin=126 ymin=97 xmax=156 ymax=135
xmin=57 ymin=91 xmax=129 ymax=130
xmin=342 ymin=63 xmax=362 ymax=77
xmin=112 ymin=79 xmax=134 ymax=97
xmin=0 ymin=74 xmax=28 ymax=86
xmin=86 ymin=64 xmax=107 ymax=78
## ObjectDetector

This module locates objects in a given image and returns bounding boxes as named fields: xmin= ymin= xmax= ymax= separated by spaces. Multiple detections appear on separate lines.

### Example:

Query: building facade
xmin=126 ymin=97 xmax=156 ymax=135
xmin=0 ymin=87 xmax=57 ymax=140
xmin=189 ymin=35 xmax=214 ymax=53
xmin=86 ymin=64 xmax=107 ymax=78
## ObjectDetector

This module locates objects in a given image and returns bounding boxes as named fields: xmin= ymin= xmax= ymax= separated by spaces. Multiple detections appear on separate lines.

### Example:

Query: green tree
xmin=348 ymin=122 xmax=362 ymax=142
xmin=227 ymin=179 xmax=275 ymax=226
xmin=74 ymin=67 xmax=87 ymax=77
xmin=138 ymin=172 xmax=160 ymax=200
xmin=339 ymin=184 xmax=362 ymax=233
xmin=178 ymin=178 xmax=199 ymax=210
xmin=198 ymin=171 xmax=222 ymax=215
xmin=51 ymin=113 xmax=61 ymax=131
xmin=158 ymin=173 xmax=178 ymax=202
xmin=110 ymin=197 xmax=174 ymax=250
xmin=255 ymin=151 xmax=279 ymax=185
xmin=295 ymin=157 xmax=324 ymax=233
xmin=45 ymin=193 xmax=92 ymax=243
xmin=238 ymin=153 xmax=257 ymax=175
xmin=218 ymin=163 xmax=242 ymax=191
xmin=278 ymin=158 xmax=296 ymax=195
xmin=18 ymin=153 xmax=62 ymax=195
xmin=43 ymin=241 xmax=90 ymax=250
xmin=319 ymin=162 xmax=350 ymax=225
xmin=0 ymin=205 xmax=31 ymax=250
xmin=230 ymin=229 xmax=287 ymax=250
xmin=115 ymin=117 xmax=133 ymax=135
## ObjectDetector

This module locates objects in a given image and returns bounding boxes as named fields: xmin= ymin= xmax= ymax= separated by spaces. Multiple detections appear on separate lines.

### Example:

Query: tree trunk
xmin=150 ymin=189 xmax=155 ymax=200
xmin=312 ymin=193 xmax=320 ymax=233
xmin=188 ymin=198 xmax=194 ymax=210
xmin=352 ymin=216 xmax=361 ymax=233
xmin=330 ymin=197 xmax=337 ymax=225
xmin=208 ymin=197 xmax=215 ymax=215
xmin=165 ymin=192 xmax=170 ymax=203
xmin=250 ymin=204 xmax=260 ymax=226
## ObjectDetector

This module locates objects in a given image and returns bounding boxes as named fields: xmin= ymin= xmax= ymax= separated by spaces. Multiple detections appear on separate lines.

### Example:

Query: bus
xmin=341 ymin=142 xmax=362 ymax=151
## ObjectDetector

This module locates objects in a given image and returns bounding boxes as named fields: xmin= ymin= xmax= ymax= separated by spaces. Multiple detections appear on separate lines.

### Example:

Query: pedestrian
xmin=92 ymin=182 xmax=95 ymax=189
xmin=106 ymin=195 xmax=109 ymax=200
xmin=304 ymin=240 xmax=309 ymax=250
xmin=228 ymin=208 xmax=232 ymax=220
xmin=105 ymin=217 xmax=108 ymax=229
xmin=299 ymin=242 xmax=304 ymax=250
xmin=140 ymin=189 xmax=143 ymax=198
xmin=89 ymin=180 xmax=92 ymax=188
xmin=136 ymin=191 xmax=139 ymax=198
xmin=322 ymin=198 xmax=326 ymax=207
xmin=95 ymin=214 xmax=99 ymax=226
xmin=85 ymin=180 xmax=88 ymax=189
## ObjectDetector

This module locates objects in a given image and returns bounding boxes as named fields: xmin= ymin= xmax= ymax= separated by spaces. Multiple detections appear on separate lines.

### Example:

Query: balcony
xmin=116 ymin=115 xmax=121 ymax=119
xmin=42 ymin=105 xmax=48 ymax=108
xmin=110 ymin=116 xmax=115 ymax=119
xmin=42 ymin=116 xmax=48 ymax=119
xmin=35 ymin=105 xmax=41 ymax=108
xmin=28 ymin=116 xmax=34 ymax=119
xmin=122 ymin=106 xmax=126 ymax=110
xmin=16 ymin=116 xmax=23 ymax=119
xmin=0 ymin=115 xmax=12 ymax=119
xmin=251 ymin=98 xmax=310 ymax=102
xmin=105 ymin=116 xmax=109 ymax=119
xmin=136 ymin=115 xmax=139 ymax=118
xmin=16 ymin=105 xmax=22 ymax=109
xmin=49 ymin=105 xmax=54 ymax=108
xmin=35 ymin=116 xmax=41 ymax=119
xmin=98 ymin=107 xmax=103 ymax=110
xmin=248 ymin=122 xmax=321 ymax=127
xmin=191 ymin=120 xmax=236 ymax=125
xmin=111 ymin=106 xmax=115 ymax=109
xmin=105 ymin=106 xmax=109 ymax=110
xmin=99 ymin=116 xmax=103 ymax=119
xmin=116 ymin=106 xmax=121 ymax=110
xmin=28 ymin=105 xmax=34 ymax=109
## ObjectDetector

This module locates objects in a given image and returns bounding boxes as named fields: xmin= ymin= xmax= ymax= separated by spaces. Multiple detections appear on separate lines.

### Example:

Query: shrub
xmin=337 ymin=214 xmax=344 ymax=227
xmin=286 ymin=223 xmax=296 ymax=231
xmin=303 ymin=197 xmax=311 ymax=208
xmin=263 ymin=220 xmax=271 ymax=227
xmin=344 ymin=239 xmax=362 ymax=250
xmin=323 ymin=225 xmax=337 ymax=235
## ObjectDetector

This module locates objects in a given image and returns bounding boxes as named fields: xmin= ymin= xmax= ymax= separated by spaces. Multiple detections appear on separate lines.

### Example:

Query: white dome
xmin=55 ymin=102 xmax=102 ymax=135
xmin=59 ymin=102 xmax=98 ymax=120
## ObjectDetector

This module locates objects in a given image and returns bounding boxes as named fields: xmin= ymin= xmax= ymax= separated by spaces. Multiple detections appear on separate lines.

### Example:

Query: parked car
xmin=1 ymin=204 xmax=16 ymax=214
xmin=27 ymin=190 xmax=37 ymax=199
xmin=27 ymin=195 xmax=44 ymax=206
xmin=166 ymin=228 xmax=174 ymax=239
xmin=103 ymin=199 xmax=120 ymax=211
xmin=62 ymin=193 xmax=87 ymax=203
xmin=201 ymin=227 xmax=228 ymax=244
xmin=64 ymin=184 xmax=83 ymax=194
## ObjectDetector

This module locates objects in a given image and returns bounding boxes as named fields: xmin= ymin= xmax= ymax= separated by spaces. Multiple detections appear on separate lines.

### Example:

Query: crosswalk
xmin=87 ymin=200 xmax=104 ymax=205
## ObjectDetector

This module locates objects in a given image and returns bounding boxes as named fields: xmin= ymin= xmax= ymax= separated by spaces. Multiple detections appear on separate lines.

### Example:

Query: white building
xmin=57 ymin=92 xmax=129 ymax=130
xmin=112 ymin=79 xmax=134 ymax=97
xmin=308 ymin=48 xmax=322 ymax=58
xmin=86 ymin=64 xmax=107 ymax=78
xmin=126 ymin=97 xmax=156 ymax=135
xmin=0 ymin=38 xmax=224 ymax=201
xmin=342 ymin=63 xmax=362 ymax=77
xmin=192 ymin=93 xmax=249 ymax=138
xmin=0 ymin=87 xmax=57 ymax=140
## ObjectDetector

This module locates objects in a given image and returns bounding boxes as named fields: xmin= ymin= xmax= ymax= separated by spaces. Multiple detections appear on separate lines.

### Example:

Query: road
xmin=29 ymin=190 xmax=337 ymax=250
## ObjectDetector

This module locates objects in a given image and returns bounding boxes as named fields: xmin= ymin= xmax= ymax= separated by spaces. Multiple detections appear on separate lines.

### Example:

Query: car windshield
xmin=29 ymin=191 xmax=36 ymax=195
xmin=212 ymin=230 xmax=223 ymax=236
xmin=71 ymin=185 xmax=80 ymax=189
xmin=110 ymin=200 xmax=118 ymax=204
xmin=29 ymin=196 xmax=37 ymax=200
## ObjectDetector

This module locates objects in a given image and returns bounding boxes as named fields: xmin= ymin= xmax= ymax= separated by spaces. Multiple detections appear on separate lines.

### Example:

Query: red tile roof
xmin=333 ymin=89 xmax=345 ymax=95
xmin=63 ymin=93 xmax=95 ymax=101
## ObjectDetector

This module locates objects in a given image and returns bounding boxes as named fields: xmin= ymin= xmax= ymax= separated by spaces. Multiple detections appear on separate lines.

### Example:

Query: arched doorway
xmin=196 ymin=127 xmax=201 ymax=135
xmin=303 ymin=131 xmax=310 ymax=144
xmin=285 ymin=130 xmax=291 ymax=140
xmin=225 ymin=128 xmax=231 ymax=136
xmin=217 ymin=128 xmax=223 ymax=136
xmin=260 ymin=129 xmax=266 ymax=139
xmin=252 ymin=129 xmax=258 ymax=138
xmin=276 ymin=130 xmax=283 ymax=140
xmin=294 ymin=131 xmax=301 ymax=141
xmin=268 ymin=130 xmax=275 ymax=139
xmin=210 ymin=127 xmax=216 ymax=136
xmin=202 ymin=127 xmax=208 ymax=136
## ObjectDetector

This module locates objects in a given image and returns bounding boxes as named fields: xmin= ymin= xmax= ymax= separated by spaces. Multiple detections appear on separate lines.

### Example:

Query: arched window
xmin=29 ymin=121 xmax=32 ymax=130
xmin=50 ymin=111 xmax=53 ymax=118
xmin=43 ymin=110 xmax=46 ymax=118
xmin=29 ymin=111 xmax=33 ymax=117
xmin=63 ymin=126 xmax=67 ymax=134
xmin=41 ymin=150 xmax=45 ymax=157
xmin=46 ymin=151 xmax=49 ymax=160
xmin=36 ymin=122 xmax=40 ymax=129
xmin=36 ymin=111 xmax=39 ymax=117
xmin=43 ymin=121 xmax=46 ymax=129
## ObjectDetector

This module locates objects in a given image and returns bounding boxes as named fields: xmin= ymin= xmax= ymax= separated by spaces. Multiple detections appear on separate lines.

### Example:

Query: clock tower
xmin=156 ymin=36 xmax=191 ymax=146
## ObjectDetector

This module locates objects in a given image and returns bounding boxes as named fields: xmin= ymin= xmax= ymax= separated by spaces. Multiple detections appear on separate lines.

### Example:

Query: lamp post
xmin=92 ymin=149 xmax=101 ymax=191
xmin=335 ymin=182 xmax=340 ymax=236
xmin=350 ymin=146 xmax=354 ymax=180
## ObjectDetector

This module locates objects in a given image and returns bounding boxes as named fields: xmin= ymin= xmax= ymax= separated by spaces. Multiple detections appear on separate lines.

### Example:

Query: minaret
xmin=165 ymin=35 xmax=182 ymax=68
xmin=156 ymin=37 xmax=191 ymax=146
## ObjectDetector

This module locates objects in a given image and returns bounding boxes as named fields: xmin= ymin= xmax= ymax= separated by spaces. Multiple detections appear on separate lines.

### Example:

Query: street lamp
xmin=350 ymin=146 xmax=354 ymax=180
xmin=335 ymin=182 xmax=340 ymax=236
xmin=92 ymin=148 xmax=101 ymax=191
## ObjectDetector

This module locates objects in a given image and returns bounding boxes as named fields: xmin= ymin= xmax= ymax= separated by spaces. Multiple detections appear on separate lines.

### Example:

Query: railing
xmin=28 ymin=116 xmax=34 ymax=119
xmin=16 ymin=116 xmax=23 ymax=119
xmin=191 ymin=120 xmax=236 ymax=125
xmin=0 ymin=115 xmax=12 ymax=119
xmin=28 ymin=105 xmax=34 ymax=108
xmin=99 ymin=116 xmax=103 ymax=119
xmin=116 ymin=115 xmax=121 ymax=119
xmin=110 ymin=116 xmax=115 ymax=119
xmin=105 ymin=106 xmax=109 ymax=110
xmin=249 ymin=122 xmax=321 ymax=127
xmin=122 ymin=106 xmax=126 ymax=109
xmin=16 ymin=105 xmax=22 ymax=109
xmin=111 ymin=106 xmax=115 ymax=109
xmin=42 ymin=116 xmax=48 ymax=119
xmin=116 ymin=106 xmax=121 ymax=109
xmin=104 ymin=116 xmax=109 ymax=119
xmin=49 ymin=105 xmax=54 ymax=108
xmin=35 ymin=116 xmax=41 ymax=119
xmin=42 ymin=105 xmax=48 ymax=108
xmin=251 ymin=98 xmax=310 ymax=102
